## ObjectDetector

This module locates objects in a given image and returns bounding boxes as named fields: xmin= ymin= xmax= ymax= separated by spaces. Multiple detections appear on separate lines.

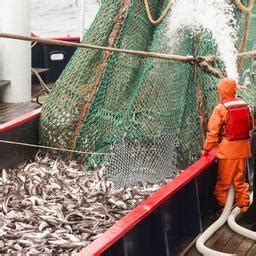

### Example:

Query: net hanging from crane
xmin=40 ymin=0 xmax=255 ymax=187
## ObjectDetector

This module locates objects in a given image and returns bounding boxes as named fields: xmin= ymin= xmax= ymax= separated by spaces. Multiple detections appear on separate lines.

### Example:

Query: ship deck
xmin=0 ymin=102 xmax=39 ymax=123
xmin=179 ymin=223 xmax=256 ymax=255
xmin=0 ymin=82 xmax=52 ymax=123
xmin=0 ymin=81 xmax=51 ymax=169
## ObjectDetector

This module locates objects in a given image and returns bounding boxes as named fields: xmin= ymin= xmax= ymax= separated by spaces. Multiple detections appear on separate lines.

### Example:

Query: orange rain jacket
xmin=203 ymin=78 xmax=254 ymax=159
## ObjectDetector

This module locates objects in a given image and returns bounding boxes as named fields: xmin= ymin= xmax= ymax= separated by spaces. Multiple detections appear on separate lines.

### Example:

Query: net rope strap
xmin=235 ymin=0 xmax=254 ymax=71
xmin=144 ymin=0 xmax=174 ymax=24
xmin=0 ymin=33 xmax=255 ymax=60
xmin=235 ymin=0 xmax=254 ymax=13
xmin=68 ymin=0 xmax=132 ymax=151
xmin=31 ymin=67 xmax=50 ymax=93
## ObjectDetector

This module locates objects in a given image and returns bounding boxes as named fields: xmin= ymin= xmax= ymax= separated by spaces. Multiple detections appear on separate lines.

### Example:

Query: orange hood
xmin=217 ymin=78 xmax=237 ymax=101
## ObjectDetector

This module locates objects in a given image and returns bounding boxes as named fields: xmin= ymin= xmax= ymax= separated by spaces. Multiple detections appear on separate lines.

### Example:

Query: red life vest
xmin=222 ymin=98 xmax=251 ymax=141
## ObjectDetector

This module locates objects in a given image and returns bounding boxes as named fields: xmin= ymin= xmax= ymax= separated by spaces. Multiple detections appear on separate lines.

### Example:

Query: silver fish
xmin=0 ymin=154 xmax=169 ymax=254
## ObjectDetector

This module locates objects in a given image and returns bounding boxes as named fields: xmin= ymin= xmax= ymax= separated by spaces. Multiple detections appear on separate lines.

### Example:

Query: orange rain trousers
xmin=215 ymin=158 xmax=249 ymax=208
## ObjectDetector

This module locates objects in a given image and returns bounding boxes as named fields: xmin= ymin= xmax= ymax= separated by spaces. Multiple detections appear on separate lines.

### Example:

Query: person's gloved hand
xmin=201 ymin=149 xmax=209 ymax=156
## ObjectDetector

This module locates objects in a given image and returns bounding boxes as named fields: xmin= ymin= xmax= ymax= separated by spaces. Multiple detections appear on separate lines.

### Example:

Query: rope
xmin=31 ymin=41 xmax=38 ymax=48
xmin=196 ymin=83 xmax=208 ymax=148
xmin=194 ymin=35 xmax=208 ymax=148
xmin=0 ymin=32 xmax=255 ymax=62
xmin=238 ymin=49 xmax=256 ymax=57
xmin=198 ymin=61 xmax=224 ymax=78
xmin=31 ymin=67 xmax=51 ymax=93
xmin=35 ymin=90 xmax=47 ymax=105
xmin=0 ymin=139 xmax=113 ymax=156
xmin=235 ymin=0 xmax=254 ymax=13
xmin=69 ymin=0 xmax=132 ymax=152
xmin=144 ymin=0 xmax=174 ymax=25
xmin=0 ymin=32 xmax=197 ymax=63
xmin=235 ymin=0 xmax=254 ymax=71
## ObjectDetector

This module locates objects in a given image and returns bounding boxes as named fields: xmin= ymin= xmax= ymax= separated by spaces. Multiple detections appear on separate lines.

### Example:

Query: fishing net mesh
xmin=40 ymin=0 xmax=256 ymax=187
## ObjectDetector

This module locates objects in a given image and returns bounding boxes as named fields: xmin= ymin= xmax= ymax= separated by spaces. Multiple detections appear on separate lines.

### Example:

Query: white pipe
xmin=1 ymin=0 xmax=31 ymax=103
xmin=196 ymin=184 xmax=235 ymax=256
xmin=80 ymin=0 xmax=86 ymax=42
xmin=228 ymin=193 xmax=256 ymax=240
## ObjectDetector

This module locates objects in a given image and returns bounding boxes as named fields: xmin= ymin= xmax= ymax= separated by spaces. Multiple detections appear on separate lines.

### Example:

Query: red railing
xmin=49 ymin=36 xmax=80 ymax=42
xmin=0 ymin=108 xmax=41 ymax=132
xmin=79 ymin=150 xmax=216 ymax=256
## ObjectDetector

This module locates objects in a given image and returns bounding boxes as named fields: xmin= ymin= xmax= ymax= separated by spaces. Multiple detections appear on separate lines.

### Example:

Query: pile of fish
xmin=0 ymin=154 xmax=169 ymax=254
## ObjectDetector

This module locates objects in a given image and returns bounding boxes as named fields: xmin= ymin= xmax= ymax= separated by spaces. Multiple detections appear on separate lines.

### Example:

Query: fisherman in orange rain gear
xmin=202 ymin=78 xmax=254 ymax=213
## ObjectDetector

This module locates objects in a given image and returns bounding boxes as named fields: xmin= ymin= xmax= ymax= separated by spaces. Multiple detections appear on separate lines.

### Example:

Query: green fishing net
xmin=40 ymin=0 xmax=255 ymax=186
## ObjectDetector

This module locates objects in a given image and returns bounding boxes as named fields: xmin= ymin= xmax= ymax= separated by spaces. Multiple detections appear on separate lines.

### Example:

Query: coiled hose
xmin=196 ymin=184 xmax=255 ymax=255
xmin=228 ymin=192 xmax=255 ymax=240
xmin=196 ymin=184 xmax=235 ymax=256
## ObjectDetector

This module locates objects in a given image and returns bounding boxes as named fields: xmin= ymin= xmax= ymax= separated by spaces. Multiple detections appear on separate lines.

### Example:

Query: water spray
xmin=167 ymin=0 xmax=238 ymax=80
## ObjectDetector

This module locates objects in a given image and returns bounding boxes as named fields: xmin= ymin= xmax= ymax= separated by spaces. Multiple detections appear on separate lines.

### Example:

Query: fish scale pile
xmin=0 ymin=154 xmax=169 ymax=254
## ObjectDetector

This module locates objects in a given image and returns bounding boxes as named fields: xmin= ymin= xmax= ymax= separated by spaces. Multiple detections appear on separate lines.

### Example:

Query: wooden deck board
xmin=205 ymin=225 xmax=227 ymax=248
xmin=181 ymin=224 xmax=256 ymax=256
xmin=178 ymin=236 xmax=202 ymax=256
xmin=207 ymin=225 xmax=234 ymax=251
xmin=246 ymin=244 xmax=256 ymax=256
xmin=0 ymin=83 xmax=53 ymax=123
xmin=222 ymin=232 xmax=244 ymax=254
xmin=234 ymin=238 xmax=254 ymax=255
xmin=185 ymin=247 xmax=202 ymax=256
xmin=0 ymin=102 xmax=40 ymax=122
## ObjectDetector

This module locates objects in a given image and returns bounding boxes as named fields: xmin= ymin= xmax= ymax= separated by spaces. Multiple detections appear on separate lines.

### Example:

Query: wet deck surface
xmin=0 ymin=83 xmax=52 ymax=124
xmin=181 ymin=224 xmax=256 ymax=256
xmin=0 ymin=102 xmax=40 ymax=123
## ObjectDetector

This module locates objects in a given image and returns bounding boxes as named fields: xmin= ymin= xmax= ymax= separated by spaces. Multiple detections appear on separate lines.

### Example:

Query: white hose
xmin=228 ymin=192 xmax=255 ymax=240
xmin=196 ymin=184 xmax=235 ymax=256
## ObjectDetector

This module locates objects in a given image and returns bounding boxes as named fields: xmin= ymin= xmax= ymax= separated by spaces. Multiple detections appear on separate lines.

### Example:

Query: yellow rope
xmin=144 ymin=0 xmax=174 ymax=25
xmin=0 ymin=139 xmax=113 ymax=156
